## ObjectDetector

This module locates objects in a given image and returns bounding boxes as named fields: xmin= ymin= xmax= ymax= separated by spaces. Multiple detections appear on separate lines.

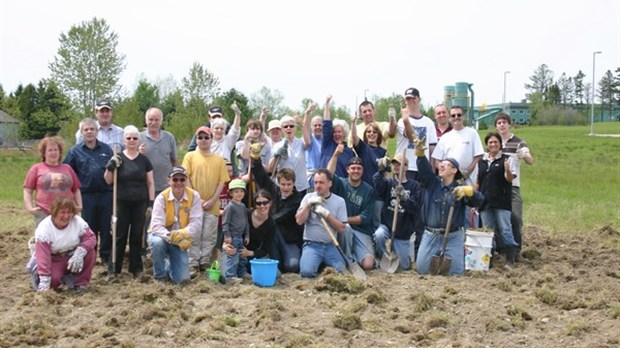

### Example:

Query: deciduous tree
xmin=525 ymin=64 xmax=554 ymax=102
xmin=181 ymin=62 xmax=220 ymax=105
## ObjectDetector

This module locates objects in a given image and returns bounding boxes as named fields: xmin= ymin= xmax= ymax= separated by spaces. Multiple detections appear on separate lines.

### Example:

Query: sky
xmin=1 ymin=0 xmax=619 ymax=114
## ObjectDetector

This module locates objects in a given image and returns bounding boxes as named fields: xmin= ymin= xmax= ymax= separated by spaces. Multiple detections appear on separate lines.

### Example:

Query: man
xmin=414 ymin=139 xmax=484 ymax=276
xmin=266 ymin=119 xmax=282 ymax=145
xmin=75 ymin=100 xmax=124 ymax=151
xmin=302 ymin=102 xmax=322 ymax=189
xmin=431 ymin=105 xmax=484 ymax=187
xmin=187 ymin=105 xmax=225 ymax=152
xmin=296 ymin=169 xmax=348 ymax=278
xmin=64 ymin=118 xmax=114 ymax=264
xmin=139 ymin=107 xmax=179 ymax=196
xmin=182 ymin=126 xmax=230 ymax=273
xmin=148 ymin=167 xmax=203 ymax=284
xmin=269 ymin=115 xmax=310 ymax=195
xmin=396 ymin=87 xmax=438 ymax=181
xmin=495 ymin=112 xmax=534 ymax=259
xmin=349 ymin=100 xmax=397 ymax=149
xmin=433 ymin=104 xmax=452 ymax=141
xmin=327 ymin=150 xmax=378 ymax=271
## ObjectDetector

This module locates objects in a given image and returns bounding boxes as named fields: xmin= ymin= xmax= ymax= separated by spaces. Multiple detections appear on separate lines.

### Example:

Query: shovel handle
xmin=318 ymin=216 xmax=350 ymax=266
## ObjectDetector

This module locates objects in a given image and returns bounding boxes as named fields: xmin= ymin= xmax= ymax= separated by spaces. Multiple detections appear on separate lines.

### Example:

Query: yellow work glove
xmin=452 ymin=186 xmax=474 ymax=200
xmin=170 ymin=229 xmax=189 ymax=244
xmin=250 ymin=143 xmax=262 ymax=160
xmin=414 ymin=138 xmax=427 ymax=157
xmin=177 ymin=237 xmax=193 ymax=251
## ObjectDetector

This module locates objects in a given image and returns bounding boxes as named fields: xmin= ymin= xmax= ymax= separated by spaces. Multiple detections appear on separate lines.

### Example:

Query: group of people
xmin=23 ymin=87 xmax=534 ymax=292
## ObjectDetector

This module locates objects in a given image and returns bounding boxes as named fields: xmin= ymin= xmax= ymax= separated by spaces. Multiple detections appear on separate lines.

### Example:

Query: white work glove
xmin=388 ymin=106 xmax=396 ymax=121
xmin=307 ymin=196 xmax=325 ymax=207
xmin=377 ymin=156 xmax=391 ymax=172
xmin=312 ymin=205 xmax=330 ymax=219
xmin=37 ymin=275 xmax=51 ymax=292
xmin=516 ymin=147 xmax=529 ymax=159
xmin=461 ymin=169 xmax=470 ymax=180
xmin=67 ymin=246 xmax=87 ymax=273
xmin=274 ymin=142 xmax=288 ymax=159
xmin=231 ymin=101 xmax=241 ymax=116
xmin=393 ymin=184 xmax=405 ymax=199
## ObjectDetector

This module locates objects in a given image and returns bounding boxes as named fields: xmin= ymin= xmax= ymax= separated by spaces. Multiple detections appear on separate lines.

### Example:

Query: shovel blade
xmin=429 ymin=255 xmax=452 ymax=276
xmin=346 ymin=262 xmax=367 ymax=281
xmin=380 ymin=252 xmax=400 ymax=273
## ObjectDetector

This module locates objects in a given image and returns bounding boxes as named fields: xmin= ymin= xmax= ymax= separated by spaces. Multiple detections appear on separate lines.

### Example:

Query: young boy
xmin=221 ymin=179 xmax=250 ymax=279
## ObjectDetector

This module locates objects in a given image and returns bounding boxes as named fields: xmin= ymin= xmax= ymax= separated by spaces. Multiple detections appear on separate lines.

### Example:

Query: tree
xmin=49 ymin=17 xmax=126 ymax=116
xmin=557 ymin=73 xmax=574 ymax=105
xmin=371 ymin=93 xmax=403 ymax=122
xmin=213 ymin=89 xmax=252 ymax=128
xmin=573 ymin=70 xmax=586 ymax=105
xmin=597 ymin=70 xmax=616 ymax=120
xmin=181 ymin=62 xmax=220 ymax=104
xmin=132 ymin=79 xmax=161 ymax=116
xmin=546 ymin=84 xmax=561 ymax=105
xmin=525 ymin=64 xmax=554 ymax=102
xmin=249 ymin=86 xmax=288 ymax=118
xmin=15 ymin=80 xmax=72 ymax=139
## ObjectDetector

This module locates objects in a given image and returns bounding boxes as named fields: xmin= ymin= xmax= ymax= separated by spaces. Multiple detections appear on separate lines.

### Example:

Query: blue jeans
xmin=222 ymin=237 xmax=248 ymax=278
xmin=344 ymin=224 xmax=374 ymax=264
xmin=299 ymin=241 xmax=345 ymax=278
xmin=148 ymin=234 xmax=190 ymax=284
xmin=274 ymin=232 xmax=301 ymax=273
xmin=373 ymin=224 xmax=411 ymax=270
xmin=416 ymin=229 xmax=465 ymax=275
xmin=480 ymin=209 xmax=517 ymax=248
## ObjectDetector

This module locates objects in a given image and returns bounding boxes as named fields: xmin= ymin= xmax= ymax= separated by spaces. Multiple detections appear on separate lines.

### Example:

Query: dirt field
xmin=1 ymin=204 xmax=618 ymax=348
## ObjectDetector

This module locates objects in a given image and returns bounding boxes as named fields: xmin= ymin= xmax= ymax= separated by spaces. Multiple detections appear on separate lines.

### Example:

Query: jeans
xmin=416 ymin=229 xmax=465 ymax=275
xmin=274 ymin=231 xmax=301 ymax=273
xmin=373 ymin=224 xmax=411 ymax=270
xmin=299 ymin=241 xmax=345 ymax=278
xmin=511 ymin=186 xmax=523 ymax=251
xmin=190 ymin=212 xmax=218 ymax=269
xmin=481 ymin=209 xmax=518 ymax=249
xmin=82 ymin=191 xmax=112 ymax=260
xmin=222 ymin=236 xmax=248 ymax=278
xmin=344 ymin=225 xmax=374 ymax=264
xmin=148 ymin=234 xmax=190 ymax=284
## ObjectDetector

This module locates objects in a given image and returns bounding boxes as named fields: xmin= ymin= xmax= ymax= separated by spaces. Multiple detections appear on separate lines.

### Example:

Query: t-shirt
xmin=211 ymin=126 xmax=240 ymax=162
xmin=272 ymin=137 xmax=309 ymax=192
xmin=139 ymin=130 xmax=178 ymax=193
xmin=182 ymin=151 xmax=230 ymax=216
xmin=431 ymin=127 xmax=484 ymax=186
xmin=23 ymin=162 xmax=81 ymax=214
xmin=117 ymin=153 xmax=153 ymax=202
xmin=298 ymin=192 xmax=347 ymax=244
xmin=396 ymin=115 xmax=438 ymax=172
xmin=502 ymin=134 xmax=530 ymax=188
xmin=35 ymin=215 xmax=90 ymax=253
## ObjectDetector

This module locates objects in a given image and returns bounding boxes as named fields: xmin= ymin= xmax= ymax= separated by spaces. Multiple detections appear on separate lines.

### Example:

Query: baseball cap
xmin=95 ymin=100 xmax=113 ymax=111
xmin=169 ymin=166 xmax=188 ymax=178
xmin=404 ymin=88 xmax=420 ymax=99
xmin=347 ymin=157 xmax=364 ymax=167
xmin=208 ymin=106 xmax=223 ymax=118
xmin=391 ymin=153 xmax=409 ymax=167
xmin=443 ymin=158 xmax=463 ymax=180
xmin=229 ymin=179 xmax=246 ymax=191
xmin=195 ymin=126 xmax=213 ymax=136
xmin=267 ymin=120 xmax=281 ymax=132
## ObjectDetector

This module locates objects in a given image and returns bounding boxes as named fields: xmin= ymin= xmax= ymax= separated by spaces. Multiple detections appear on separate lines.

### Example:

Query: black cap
xmin=208 ymin=106 xmax=223 ymax=117
xmin=95 ymin=100 xmax=113 ymax=110
xmin=169 ymin=166 xmax=188 ymax=178
xmin=347 ymin=157 xmax=364 ymax=167
xmin=404 ymin=88 xmax=420 ymax=99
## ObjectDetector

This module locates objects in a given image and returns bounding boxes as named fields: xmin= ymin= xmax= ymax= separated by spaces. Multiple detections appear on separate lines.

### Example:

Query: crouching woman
xmin=27 ymin=196 xmax=96 ymax=292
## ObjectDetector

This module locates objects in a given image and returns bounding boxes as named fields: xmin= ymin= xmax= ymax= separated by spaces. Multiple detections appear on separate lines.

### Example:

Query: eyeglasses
xmin=254 ymin=200 xmax=270 ymax=206
xmin=126 ymin=137 xmax=138 ymax=141
xmin=450 ymin=113 xmax=462 ymax=118
xmin=172 ymin=177 xmax=186 ymax=183
xmin=282 ymin=124 xmax=295 ymax=129
xmin=197 ymin=135 xmax=211 ymax=140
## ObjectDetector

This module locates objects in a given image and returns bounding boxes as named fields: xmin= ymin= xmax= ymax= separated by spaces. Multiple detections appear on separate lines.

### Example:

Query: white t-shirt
xmin=396 ymin=115 xmax=438 ymax=172
xmin=211 ymin=126 xmax=240 ymax=162
xmin=271 ymin=137 xmax=309 ymax=192
xmin=35 ymin=215 xmax=90 ymax=254
xmin=431 ymin=127 xmax=484 ymax=186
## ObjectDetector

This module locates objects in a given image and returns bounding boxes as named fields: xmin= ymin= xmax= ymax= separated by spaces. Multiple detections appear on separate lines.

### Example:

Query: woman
xmin=210 ymin=111 xmax=240 ymax=163
xmin=362 ymin=123 xmax=387 ymax=159
xmin=104 ymin=125 xmax=155 ymax=277
xmin=237 ymin=118 xmax=271 ymax=174
xmin=475 ymin=132 xmax=519 ymax=269
xmin=23 ymin=135 xmax=82 ymax=226
xmin=27 ymin=196 xmax=96 ymax=292
xmin=221 ymin=190 xmax=277 ymax=276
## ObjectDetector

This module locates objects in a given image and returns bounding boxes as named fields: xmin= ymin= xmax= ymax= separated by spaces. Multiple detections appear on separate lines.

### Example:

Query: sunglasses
xmin=254 ymin=200 xmax=270 ymax=206
xmin=450 ymin=113 xmax=463 ymax=118
xmin=172 ymin=177 xmax=186 ymax=183
xmin=125 ymin=137 xmax=138 ymax=141
xmin=282 ymin=124 xmax=295 ymax=129
xmin=197 ymin=135 xmax=211 ymax=140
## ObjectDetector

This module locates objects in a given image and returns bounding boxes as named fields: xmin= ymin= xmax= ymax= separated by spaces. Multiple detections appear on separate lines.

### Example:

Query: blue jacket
xmin=373 ymin=171 xmax=420 ymax=240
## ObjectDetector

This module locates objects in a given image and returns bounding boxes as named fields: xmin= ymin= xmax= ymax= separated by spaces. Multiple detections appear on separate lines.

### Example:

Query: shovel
xmin=318 ymin=216 xmax=367 ymax=281
xmin=380 ymin=147 xmax=407 ymax=273
xmin=429 ymin=200 xmax=456 ymax=276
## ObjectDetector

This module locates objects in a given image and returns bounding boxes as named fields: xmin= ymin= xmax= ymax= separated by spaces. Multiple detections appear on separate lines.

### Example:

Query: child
xmin=221 ymin=179 xmax=250 ymax=279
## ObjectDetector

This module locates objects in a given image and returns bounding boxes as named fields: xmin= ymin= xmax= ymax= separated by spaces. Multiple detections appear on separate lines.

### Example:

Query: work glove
xmin=307 ymin=196 xmax=325 ymax=207
xmin=274 ymin=142 xmax=288 ymax=160
xmin=394 ymin=184 xmax=405 ymax=200
xmin=516 ymin=147 xmax=529 ymax=159
xmin=106 ymin=155 xmax=122 ymax=171
xmin=312 ymin=205 xmax=330 ymax=219
xmin=377 ymin=156 xmax=391 ymax=172
xmin=250 ymin=143 xmax=262 ymax=160
xmin=145 ymin=201 xmax=154 ymax=221
xmin=231 ymin=101 xmax=241 ymax=116
xmin=67 ymin=246 xmax=87 ymax=273
xmin=37 ymin=275 xmax=51 ymax=292
xmin=170 ymin=229 xmax=190 ymax=244
xmin=414 ymin=137 xmax=427 ymax=157
xmin=460 ymin=169 xmax=470 ymax=180
xmin=388 ymin=106 xmax=396 ymax=121
xmin=177 ymin=237 xmax=192 ymax=251
xmin=452 ymin=186 xmax=474 ymax=200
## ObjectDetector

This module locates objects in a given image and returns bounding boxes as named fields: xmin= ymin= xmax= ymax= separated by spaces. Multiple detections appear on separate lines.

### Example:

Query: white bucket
xmin=464 ymin=230 xmax=494 ymax=271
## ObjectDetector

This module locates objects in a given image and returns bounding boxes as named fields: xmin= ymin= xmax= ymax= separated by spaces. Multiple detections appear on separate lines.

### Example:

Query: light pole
xmin=503 ymin=71 xmax=511 ymax=110
xmin=590 ymin=51 xmax=602 ymax=136
xmin=364 ymin=89 xmax=369 ymax=101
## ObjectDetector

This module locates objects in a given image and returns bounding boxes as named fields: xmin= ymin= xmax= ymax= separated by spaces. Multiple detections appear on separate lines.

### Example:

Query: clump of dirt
xmin=1 ymin=208 xmax=619 ymax=348
xmin=595 ymin=224 xmax=620 ymax=237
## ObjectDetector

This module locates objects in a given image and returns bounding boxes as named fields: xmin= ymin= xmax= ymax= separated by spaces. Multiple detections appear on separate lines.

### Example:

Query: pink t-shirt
xmin=23 ymin=162 xmax=80 ymax=214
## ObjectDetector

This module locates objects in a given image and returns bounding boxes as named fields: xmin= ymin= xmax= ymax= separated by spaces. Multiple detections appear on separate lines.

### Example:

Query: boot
xmin=504 ymin=248 xmax=516 ymax=270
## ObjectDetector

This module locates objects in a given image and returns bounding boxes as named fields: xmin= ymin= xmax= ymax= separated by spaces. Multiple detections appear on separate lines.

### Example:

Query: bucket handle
xmin=209 ymin=260 xmax=219 ymax=271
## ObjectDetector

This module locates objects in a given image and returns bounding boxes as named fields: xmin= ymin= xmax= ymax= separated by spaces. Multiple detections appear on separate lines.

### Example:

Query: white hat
xmin=267 ymin=120 xmax=281 ymax=132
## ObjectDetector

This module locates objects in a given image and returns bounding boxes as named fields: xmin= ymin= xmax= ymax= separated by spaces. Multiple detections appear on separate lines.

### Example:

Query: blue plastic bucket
xmin=249 ymin=259 xmax=279 ymax=287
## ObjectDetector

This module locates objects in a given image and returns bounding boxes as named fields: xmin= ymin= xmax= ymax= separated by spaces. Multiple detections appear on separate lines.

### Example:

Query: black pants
xmin=110 ymin=199 xmax=147 ymax=274
xmin=82 ymin=191 xmax=112 ymax=260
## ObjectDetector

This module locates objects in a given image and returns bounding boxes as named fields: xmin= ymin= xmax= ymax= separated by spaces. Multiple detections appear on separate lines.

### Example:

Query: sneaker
xmin=107 ymin=273 xmax=120 ymax=282
xmin=227 ymin=277 xmax=243 ymax=285
xmin=75 ymin=286 xmax=88 ymax=294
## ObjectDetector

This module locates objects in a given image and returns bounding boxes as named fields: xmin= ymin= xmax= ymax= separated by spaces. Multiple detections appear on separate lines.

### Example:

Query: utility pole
xmin=590 ymin=51 xmax=601 ymax=136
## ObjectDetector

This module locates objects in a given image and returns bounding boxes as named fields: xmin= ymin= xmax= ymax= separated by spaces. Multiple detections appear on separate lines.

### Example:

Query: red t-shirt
xmin=23 ymin=162 xmax=81 ymax=214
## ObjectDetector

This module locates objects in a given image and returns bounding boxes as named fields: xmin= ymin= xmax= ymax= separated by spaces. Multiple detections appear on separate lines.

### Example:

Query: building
xmin=0 ymin=109 xmax=19 ymax=146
